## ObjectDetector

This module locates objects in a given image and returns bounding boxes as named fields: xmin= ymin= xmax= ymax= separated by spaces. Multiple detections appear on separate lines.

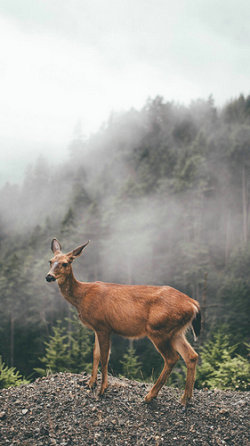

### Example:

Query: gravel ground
xmin=0 ymin=372 xmax=249 ymax=445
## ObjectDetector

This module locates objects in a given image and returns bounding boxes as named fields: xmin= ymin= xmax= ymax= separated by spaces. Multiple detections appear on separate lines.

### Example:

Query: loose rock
xmin=0 ymin=373 xmax=249 ymax=445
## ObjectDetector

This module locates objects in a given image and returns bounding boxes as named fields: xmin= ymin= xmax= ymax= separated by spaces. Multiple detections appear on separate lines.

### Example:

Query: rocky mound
xmin=0 ymin=373 xmax=249 ymax=445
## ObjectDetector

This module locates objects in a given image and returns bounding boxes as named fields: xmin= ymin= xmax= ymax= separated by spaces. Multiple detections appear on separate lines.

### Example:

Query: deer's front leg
xmin=96 ymin=331 xmax=111 ymax=395
xmin=88 ymin=332 xmax=100 ymax=389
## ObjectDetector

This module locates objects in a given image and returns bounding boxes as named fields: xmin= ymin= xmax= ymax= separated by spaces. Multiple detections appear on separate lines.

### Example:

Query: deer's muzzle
xmin=46 ymin=274 xmax=56 ymax=282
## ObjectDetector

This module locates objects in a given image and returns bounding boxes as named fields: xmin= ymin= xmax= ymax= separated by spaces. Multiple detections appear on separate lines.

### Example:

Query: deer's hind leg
xmin=172 ymin=334 xmax=198 ymax=406
xmin=145 ymin=335 xmax=179 ymax=403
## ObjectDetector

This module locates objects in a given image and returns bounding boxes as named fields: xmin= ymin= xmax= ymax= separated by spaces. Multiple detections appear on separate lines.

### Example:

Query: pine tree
xmin=120 ymin=346 xmax=142 ymax=380
xmin=196 ymin=331 xmax=250 ymax=390
xmin=35 ymin=315 xmax=92 ymax=376
xmin=66 ymin=314 xmax=92 ymax=374
xmin=35 ymin=323 xmax=70 ymax=375
xmin=0 ymin=356 xmax=29 ymax=389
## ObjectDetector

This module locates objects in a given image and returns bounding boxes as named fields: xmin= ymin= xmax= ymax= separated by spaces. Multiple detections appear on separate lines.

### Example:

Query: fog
xmin=1 ymin=0 xmax=250 ymax=187
xmin=0 ymin=95 xmax=247 ymax=299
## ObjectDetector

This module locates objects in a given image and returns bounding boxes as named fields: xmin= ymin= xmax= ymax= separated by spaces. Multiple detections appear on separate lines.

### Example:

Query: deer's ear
xmin=68 ymin=240 xmax=90 ymax=260
xmin=51 ymin=238 xmax=62 ymax=254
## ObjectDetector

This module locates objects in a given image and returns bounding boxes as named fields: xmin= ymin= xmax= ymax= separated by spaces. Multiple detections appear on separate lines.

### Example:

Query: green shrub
xmin=0 ymin=356 xmax=29 ymax=389
xmin=196 ymin=331 xmax=250 ymax=390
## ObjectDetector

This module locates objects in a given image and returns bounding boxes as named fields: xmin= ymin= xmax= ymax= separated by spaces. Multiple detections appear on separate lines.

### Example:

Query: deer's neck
xmin=58 ymin=271 xmax=87 ymax=308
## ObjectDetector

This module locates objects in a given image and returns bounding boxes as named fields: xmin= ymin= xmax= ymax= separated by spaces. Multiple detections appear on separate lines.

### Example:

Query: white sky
xmin=0 ymin=0 xmax=249 ymax=184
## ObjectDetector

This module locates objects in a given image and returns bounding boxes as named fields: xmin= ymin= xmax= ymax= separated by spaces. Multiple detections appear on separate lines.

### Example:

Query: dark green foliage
xmin=120 ymin=346 xmax=142 ymax=380
xmin=0 ymin=356 xmax=29 ymax=389
xmin=35 ymin=314 xmax=92 ymax=376
xmin=218 ymin=246 xmax=250 ymax=342
xmin=196 ymin=331 xmax=250 ymax=391
xmin=35 ymin=323 xmax=71 ymax=375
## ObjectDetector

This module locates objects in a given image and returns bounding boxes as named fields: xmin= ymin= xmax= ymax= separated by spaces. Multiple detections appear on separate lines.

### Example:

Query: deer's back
xmin=77 ymin=282 xmax=198 ymax=338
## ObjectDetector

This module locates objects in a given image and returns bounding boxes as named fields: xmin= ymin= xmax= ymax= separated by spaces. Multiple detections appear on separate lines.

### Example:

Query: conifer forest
xmin=0 ymin=95 xmax=249 ymax=390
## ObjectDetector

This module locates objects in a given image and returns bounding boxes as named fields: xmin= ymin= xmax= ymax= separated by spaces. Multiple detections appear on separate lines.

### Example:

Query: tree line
xmin=0 ymin=94 xmax=249 ymax=389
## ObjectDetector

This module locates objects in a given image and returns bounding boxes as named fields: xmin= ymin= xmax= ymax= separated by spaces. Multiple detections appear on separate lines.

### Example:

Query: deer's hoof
xmin=99 ymin=384 xmax=108 ymax=396
xmin=88 ymin=378 xmax=97 ymax=389
xmin=180 ymin=394 xmax=191 ymax=407
xmin=144 ymin=392 xmax=154 ymax=403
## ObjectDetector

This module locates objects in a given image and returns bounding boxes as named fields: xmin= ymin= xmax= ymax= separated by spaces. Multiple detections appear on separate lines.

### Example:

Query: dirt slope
xmin=0 ymin=373 xmax=249 ymax=445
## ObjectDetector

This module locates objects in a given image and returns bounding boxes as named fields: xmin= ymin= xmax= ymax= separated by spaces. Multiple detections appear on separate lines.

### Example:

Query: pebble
xmin=0 ymin=372 xmax=249 ymax=446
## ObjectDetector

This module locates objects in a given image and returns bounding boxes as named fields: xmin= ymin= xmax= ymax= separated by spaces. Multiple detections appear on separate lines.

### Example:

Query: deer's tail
xmin=191 ymin=305 xmax=201 ymax=341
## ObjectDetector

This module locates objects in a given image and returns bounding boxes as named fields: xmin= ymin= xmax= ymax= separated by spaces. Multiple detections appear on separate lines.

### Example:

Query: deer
xmin=46 ymin=238 xmax=201 ymax=406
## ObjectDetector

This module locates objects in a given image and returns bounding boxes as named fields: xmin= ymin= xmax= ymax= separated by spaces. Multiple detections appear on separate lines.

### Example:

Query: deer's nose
xmin=46 ymin=274 xmax=56 ymax=282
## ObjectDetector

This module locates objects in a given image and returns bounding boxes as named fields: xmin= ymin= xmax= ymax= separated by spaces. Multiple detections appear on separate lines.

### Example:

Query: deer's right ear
xmin=51 ymin=238 xmax=62 ymax=254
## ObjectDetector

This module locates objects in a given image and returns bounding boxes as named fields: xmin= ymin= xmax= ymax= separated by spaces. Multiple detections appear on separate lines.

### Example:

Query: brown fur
xmin=46 ymin=239 xmax=200 ymax=405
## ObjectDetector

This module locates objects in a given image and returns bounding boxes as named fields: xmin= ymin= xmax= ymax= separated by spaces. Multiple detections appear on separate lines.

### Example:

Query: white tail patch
xmin=191 ymin=303 xmax=199 ymax=341
xmin=191 ymin=325 xmax=198 ymax=342
xmin=191 ymin=303 xmax=199 ymax=314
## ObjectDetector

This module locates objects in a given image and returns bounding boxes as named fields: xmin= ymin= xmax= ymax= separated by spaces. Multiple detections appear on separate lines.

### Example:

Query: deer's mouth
xmin=46 ymin=274 xmax=56 ymax=282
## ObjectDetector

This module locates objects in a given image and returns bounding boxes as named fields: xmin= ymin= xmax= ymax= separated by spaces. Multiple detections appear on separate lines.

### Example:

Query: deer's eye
xmin=62 ymin=263 xmax=68 ymax=267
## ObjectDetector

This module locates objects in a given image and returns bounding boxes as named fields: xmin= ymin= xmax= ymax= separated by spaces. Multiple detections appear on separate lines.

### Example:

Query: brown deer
xmin=46 ymin=238 xmax=201 ymax=406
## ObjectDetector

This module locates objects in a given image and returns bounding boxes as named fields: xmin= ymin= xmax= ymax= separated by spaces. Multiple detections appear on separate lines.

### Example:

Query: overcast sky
xmin=0 ymin=0 xmax=249 ymax=184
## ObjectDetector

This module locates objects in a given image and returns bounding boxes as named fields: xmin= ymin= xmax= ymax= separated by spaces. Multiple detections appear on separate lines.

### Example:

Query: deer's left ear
xmin=51 ymin=238 xmax=62 ymax=254
xmin=68 ymin=240 xmax=90 ymax=260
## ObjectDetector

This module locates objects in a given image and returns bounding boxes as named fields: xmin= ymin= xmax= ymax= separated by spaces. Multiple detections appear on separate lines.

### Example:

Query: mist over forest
xmin=0 ymin=94 xmax=249 ymax=382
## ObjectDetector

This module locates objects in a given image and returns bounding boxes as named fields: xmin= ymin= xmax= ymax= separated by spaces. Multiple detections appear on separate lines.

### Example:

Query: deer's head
xmin=46 ymin=238 xmax=89 ymax=283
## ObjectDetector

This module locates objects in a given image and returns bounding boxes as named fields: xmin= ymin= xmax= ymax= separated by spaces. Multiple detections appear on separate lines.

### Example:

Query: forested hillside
xmin=0 ymin=94 xmax=249 ymax=383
